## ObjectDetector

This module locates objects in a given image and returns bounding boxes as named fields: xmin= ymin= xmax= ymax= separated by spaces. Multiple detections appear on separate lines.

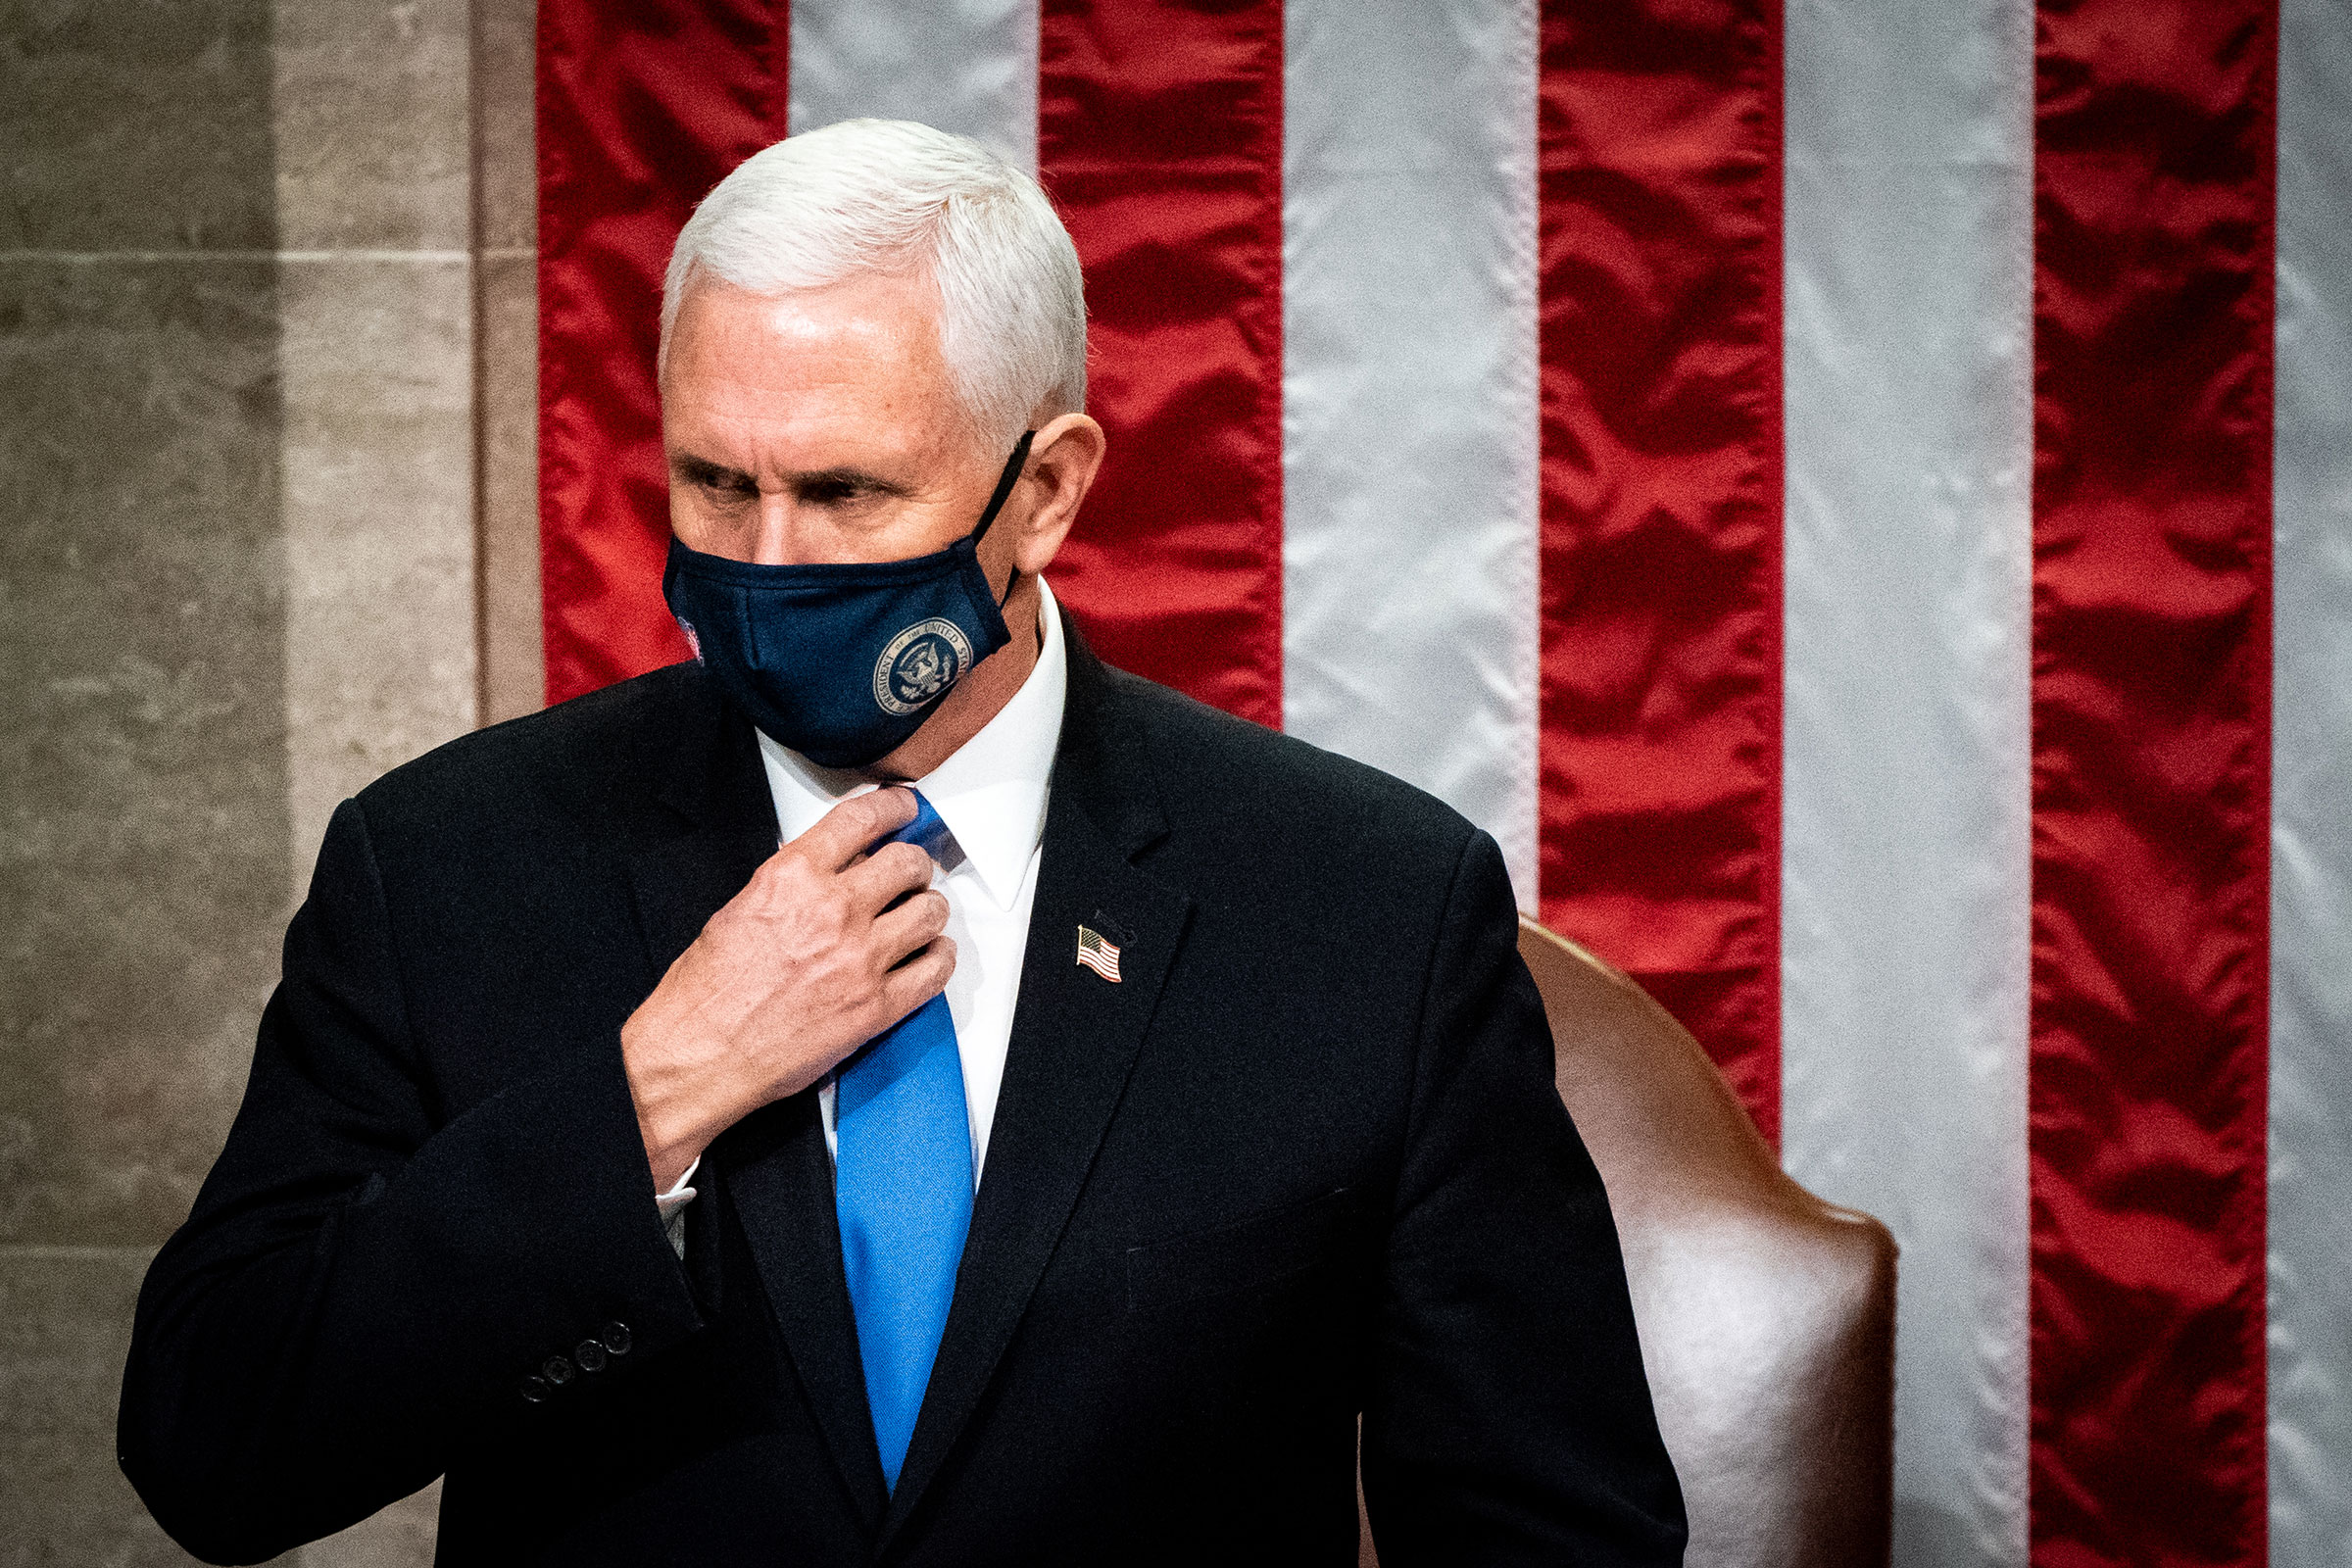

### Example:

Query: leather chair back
xmin=1357 ymin=919 xmax=1897 ymax=1566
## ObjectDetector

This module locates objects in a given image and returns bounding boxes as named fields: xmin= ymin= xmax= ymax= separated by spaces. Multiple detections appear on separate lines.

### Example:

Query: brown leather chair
xmin=1359 ymin=918 xmax=1897 ymax=1566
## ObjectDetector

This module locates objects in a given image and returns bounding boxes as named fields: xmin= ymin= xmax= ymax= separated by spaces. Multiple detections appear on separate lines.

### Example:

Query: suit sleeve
xmin=117 ymin=798 xmax=705 ymax=1565
xmin=1359 ymin=829 xmax=1689 ymax=1566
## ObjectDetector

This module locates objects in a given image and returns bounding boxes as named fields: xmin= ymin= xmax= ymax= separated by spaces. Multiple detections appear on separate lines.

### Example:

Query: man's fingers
xmin=876 ymin=935 xmax=956 ymax=1020
xmin=845 ymin=840 xmax=938 ymax=911
xmin=872 ymin=888 xmax=951 ymax=966
xmin=793 ymin=786 xmax=920 ymax=872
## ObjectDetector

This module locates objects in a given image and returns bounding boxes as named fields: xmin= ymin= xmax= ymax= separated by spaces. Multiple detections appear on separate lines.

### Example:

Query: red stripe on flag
xmin=1038 ymin=0 xmax=1284 ymax=726
xmin=536 ymin=1 xmax=787 ymax=703
xmin=2029 ymin=1 xmax=2276 ymax=1561
xmin=1536 ymin=0 xmax=1786 ymax=1138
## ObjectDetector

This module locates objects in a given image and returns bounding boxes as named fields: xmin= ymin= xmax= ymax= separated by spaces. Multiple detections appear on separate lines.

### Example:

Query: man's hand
xmin=621 ymin=787 xmax=954 ymax=1190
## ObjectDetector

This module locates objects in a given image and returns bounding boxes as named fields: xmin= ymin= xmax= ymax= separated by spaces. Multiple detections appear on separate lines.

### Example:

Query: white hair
xmin=661 ymin=119 xmax=1087 ymax=450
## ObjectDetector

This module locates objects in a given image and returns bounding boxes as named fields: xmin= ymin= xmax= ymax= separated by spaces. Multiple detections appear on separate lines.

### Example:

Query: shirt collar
xmin=756 ymin=577 xmax=1066 ymax=910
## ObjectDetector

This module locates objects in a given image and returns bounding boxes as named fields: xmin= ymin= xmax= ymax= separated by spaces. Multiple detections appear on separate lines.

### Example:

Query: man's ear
xmin=1011 ymin=412 xmax=1106 ymax=575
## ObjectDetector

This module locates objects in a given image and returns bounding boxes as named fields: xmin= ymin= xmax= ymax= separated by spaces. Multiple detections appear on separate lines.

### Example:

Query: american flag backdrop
xmin=531 ymin=3 xmax=2352 ymax=1564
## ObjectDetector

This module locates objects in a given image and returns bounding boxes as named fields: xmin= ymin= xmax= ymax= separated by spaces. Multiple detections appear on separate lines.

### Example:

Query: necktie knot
xmin=883 ymin=787 xmax=955 ymax=865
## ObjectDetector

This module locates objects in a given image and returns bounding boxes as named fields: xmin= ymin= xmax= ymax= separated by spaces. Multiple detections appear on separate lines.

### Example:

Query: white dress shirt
xmin=656 ymin=579 xmax=1066 ymax=1242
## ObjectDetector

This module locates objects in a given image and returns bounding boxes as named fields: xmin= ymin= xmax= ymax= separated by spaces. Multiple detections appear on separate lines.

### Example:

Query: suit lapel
xmin=880 ymin=620 xmax=1195 ymax=1542
xmin=618 ymin=679 xmax=891 ymax=1528
xmin=619 ymin=665 xmax=779 ymax=979
xmin=719 ymin=1097 xmax=893 ymax=1528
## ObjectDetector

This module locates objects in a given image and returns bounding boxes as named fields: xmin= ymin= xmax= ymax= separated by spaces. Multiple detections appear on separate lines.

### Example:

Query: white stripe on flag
xmin=2269 ymin=0 xmax=2352 ymax=1558
xmin=788 ymin=0 xmax=1041 ymax=174
xmin=1779 ymin=0 xmax=2035 ymax=1562
xmin=1280 ymin=0 xmax=1542 ymax=906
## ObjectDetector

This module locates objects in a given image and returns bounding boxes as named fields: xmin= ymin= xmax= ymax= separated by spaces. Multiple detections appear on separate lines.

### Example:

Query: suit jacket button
xmin=542 ymin=1354 xmax=575 ymax=1386
xmin=600 ymin=1321 xmax=632 ymax=1356
xmin=519 ymin=1376 xmax=551 ymax=1404
xmin=574 ymin=1339 xmax=608 ymax=1374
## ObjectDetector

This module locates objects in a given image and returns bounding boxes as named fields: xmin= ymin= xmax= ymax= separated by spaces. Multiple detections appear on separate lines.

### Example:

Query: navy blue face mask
xmin=663 ymin=430 xmax=1036 ymax=769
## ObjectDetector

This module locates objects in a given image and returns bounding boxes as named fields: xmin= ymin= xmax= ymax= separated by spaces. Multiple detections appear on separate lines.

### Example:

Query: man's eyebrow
xmin=669 ymin=452 xmax=753 ymax=485
xmin=666 ymin=453 xmax=913 ymax=498
xmin=791 ymin=466 xmax=914 ymax=498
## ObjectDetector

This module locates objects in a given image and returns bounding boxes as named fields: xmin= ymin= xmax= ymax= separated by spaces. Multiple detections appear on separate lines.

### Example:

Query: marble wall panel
xmin=473 ymin=0 xmax=538 ymax=255
xmin=275 ymin=0 xmax=480 ymax=891
xmin=280 ymin=252 xmax=476 ymax=895
xmin=299 ymin=1479 xmax=443 ymax=1568
xmin=273 ymin=0 xmax=470 ymax=253
xmin=0 ymin=0 xmax=276 ymax=252
xmin=2 ymin=1 xmax=290 ymax=1557
xmin=477 ymin=246 xmax=543 ymax=724
xmin=475 ymin=0 xmax=544 ymax=723
xmin=0 ymin=256 xmax=287 ymax=1250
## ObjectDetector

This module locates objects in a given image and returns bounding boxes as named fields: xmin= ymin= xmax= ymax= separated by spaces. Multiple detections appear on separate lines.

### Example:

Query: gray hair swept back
xmin=661 ymin=119 xmax=1088 ymax=449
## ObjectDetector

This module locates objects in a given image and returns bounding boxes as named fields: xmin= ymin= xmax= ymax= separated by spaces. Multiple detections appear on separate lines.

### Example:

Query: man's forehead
xmin=664 ymin=275 xmax=959 ymax=420
xmin=660 ymin=273 xmax=982 ymax=477
xmin=673 ymin=272 xmax=941 ymax=357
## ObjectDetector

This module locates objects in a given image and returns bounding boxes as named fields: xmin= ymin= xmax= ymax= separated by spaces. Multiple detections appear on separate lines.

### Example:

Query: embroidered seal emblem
xmin=873 ymin=618 xmax=974 ymax=715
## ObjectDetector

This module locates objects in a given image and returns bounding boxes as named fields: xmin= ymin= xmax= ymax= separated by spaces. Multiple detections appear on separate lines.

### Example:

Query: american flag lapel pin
xmin=1075 ymin=923 xmax=1123 ymax=983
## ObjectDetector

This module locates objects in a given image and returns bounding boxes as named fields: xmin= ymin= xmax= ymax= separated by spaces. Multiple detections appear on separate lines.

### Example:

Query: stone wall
xmin=0 ymin=2 xmax=537 ymax=1559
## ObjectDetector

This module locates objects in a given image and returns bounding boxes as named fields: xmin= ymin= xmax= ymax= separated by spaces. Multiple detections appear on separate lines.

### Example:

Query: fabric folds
xmin=2029 ymin=1 xmax=2278 ymax=1561
xmin=1534 ymin=0 xmax=1787 ymax=1131
xmin=1037 ymin=0 xmax=1288 ymax=730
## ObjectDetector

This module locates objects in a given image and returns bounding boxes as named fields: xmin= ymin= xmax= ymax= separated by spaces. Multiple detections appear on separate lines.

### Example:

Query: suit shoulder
xmin=349 ymin=662 xmax=707 ymax=835
xmin=1102 ymin=666 xmax=1481 ymax=864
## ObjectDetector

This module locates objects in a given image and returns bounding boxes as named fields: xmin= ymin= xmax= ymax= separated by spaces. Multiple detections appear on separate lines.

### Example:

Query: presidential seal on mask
xmin=877 ymin=621 xmax=969 ymax=714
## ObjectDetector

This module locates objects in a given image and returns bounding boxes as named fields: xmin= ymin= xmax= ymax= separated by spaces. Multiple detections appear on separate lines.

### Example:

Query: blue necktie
xmin=834 ymin=790 xmax=974 ymax=1492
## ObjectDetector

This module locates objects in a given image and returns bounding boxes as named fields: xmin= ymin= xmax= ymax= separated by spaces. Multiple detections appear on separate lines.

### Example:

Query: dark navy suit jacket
xmin=120 ymin=615 xmax=1686 ymax=1565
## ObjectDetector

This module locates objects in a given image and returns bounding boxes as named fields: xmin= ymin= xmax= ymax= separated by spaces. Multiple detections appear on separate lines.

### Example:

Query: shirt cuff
xmin=655 ymin=1156 xmax=700 ymax=1259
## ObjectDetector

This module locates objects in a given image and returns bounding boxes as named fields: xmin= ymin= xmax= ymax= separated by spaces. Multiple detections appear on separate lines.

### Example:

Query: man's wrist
xmin=632 ymin=1097 xmax=716 ymax=1196
xmin=643 ymin=1132 xmax=709 ymax=1197
xmin=655 ymin=1155 xmax=702 ymax=1211
xmin=620 ymin=1014 xmax=730 ymax=1191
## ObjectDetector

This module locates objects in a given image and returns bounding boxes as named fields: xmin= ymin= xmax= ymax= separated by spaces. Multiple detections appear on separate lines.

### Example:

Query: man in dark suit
xmin=120 ymin=119 xmax=1685 ymax=1566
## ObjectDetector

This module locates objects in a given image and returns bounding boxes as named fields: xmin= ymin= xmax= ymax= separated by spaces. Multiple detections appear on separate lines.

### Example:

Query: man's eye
xmin=803 ymin=478 xmax=864 ymax=506
xmin=693 ymin=469 xmax=756 ymax=500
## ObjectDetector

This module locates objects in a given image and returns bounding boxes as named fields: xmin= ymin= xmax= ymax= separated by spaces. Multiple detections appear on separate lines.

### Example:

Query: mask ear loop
xmin=968 ymin=429 xmax=1038 ymax=608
